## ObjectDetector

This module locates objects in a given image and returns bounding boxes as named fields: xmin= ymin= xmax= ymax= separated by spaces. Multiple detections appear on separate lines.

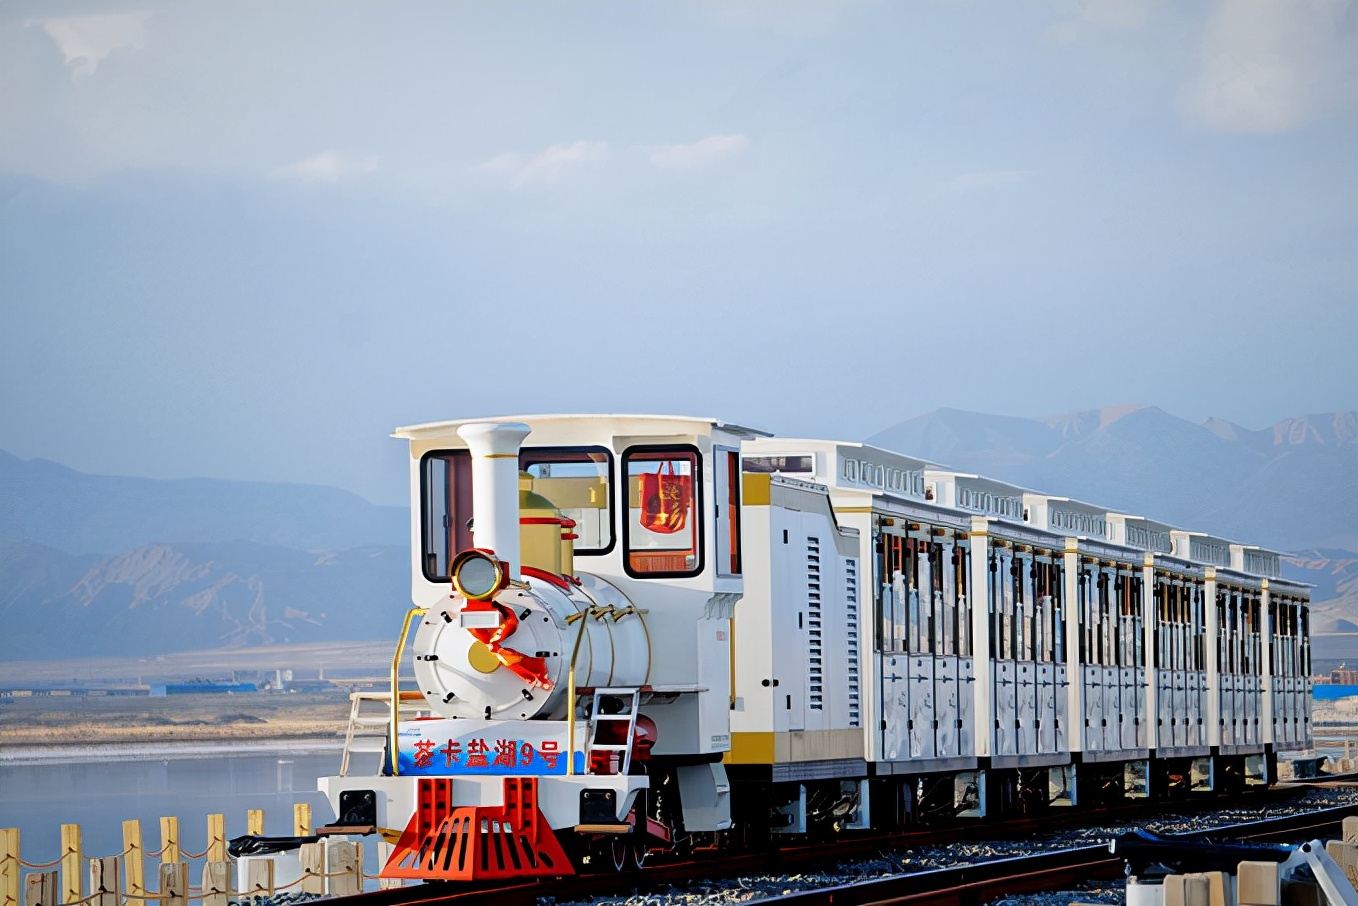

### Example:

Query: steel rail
xmin=314 ymin=797 xmax=1356 ymax=906
xmin=751 ymin=803 xmax=1358 ymax=906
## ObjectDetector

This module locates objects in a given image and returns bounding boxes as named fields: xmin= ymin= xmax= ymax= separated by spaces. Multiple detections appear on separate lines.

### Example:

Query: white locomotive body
xmin=317 ymin=415 xmax=1312 ymax=881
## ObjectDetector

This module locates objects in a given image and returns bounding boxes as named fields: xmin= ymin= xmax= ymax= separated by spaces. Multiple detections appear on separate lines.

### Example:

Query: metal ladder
xmin=586 ymin=688 xmax=641 ymax=775
xmin=339 ymin=690 xmax=428 ymax=776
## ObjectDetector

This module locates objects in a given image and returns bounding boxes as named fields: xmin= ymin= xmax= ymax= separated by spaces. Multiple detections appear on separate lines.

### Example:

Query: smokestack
xmin=457 ymin=421 xmax=531 ymax=578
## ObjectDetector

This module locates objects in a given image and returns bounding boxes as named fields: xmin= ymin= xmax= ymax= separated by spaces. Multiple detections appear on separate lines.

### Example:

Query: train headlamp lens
xmin=451 ymin=551 xmax=505 ymax=600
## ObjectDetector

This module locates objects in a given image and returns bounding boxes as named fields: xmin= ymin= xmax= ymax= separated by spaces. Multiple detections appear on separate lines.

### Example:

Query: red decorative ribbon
xmin=466 ymin=602 xmax=554 ymax=690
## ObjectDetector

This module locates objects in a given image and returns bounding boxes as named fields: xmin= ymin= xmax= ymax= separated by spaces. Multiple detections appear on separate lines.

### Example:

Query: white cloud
xmin=648 ymin=134 xmax=750 ymax=171
xmin=1046 ymin=0 xmax=1157 ymax=45
xmin=703 ymin=4 xmax=848 ymax=38
xmin=33 ymin=11 xmax=151 ymax=78
xmin=271 ymin=151 xmax=378 ymax=182
xmin=951 ymin=170 xmax=1034 ymax=191
xmin=474 ymin=136 xmax=747 ymax=189
xmin=476 ymin=140 xmax=611 ymax=189
xmin=1181 ymin=0 xmax=1358 ymax=133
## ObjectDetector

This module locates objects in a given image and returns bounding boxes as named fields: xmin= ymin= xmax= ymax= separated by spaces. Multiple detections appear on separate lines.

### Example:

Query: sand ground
xmin=0 ymin=644 xmax=392 ymax=755
xmin=0 ymin=690 xmax=355 ymax=752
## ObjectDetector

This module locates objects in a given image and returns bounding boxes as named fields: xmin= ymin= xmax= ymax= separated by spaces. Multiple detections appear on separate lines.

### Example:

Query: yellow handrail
xmin=389 ymin=608 xmax=428 ymax=776
xmin=564 ymin=605 xmax=601 ymax=775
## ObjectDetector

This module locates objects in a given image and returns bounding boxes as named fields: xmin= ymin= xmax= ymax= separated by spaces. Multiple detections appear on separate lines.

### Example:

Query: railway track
xmin=312 ymin=791 xmax=1356 ymax=906
xmin=753 ymin=803 xmax=1358 ymax=906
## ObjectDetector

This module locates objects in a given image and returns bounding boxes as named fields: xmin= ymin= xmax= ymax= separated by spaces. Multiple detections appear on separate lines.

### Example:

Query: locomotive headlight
xmin=450 ymin=550 xmax=508 ymax=601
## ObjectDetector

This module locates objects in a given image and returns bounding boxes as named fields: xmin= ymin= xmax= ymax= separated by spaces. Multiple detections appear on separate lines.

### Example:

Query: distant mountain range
xmin=0 ymin=540 xmax=406 ymax=657
xmin=0 ymin=450 xmax=405 ymax=555
xmin=0 ymin=452 xmax=408 ymax=660
xmin=866 ymin=406 xmax=1357 ymax=636
xmin=867 ymin=407 xmax=1357 ymax=552
xmin=1 ymin=405 xmax=1353 ymax=660
xmin=1290 ymin=549 xmax=1358 ymax=636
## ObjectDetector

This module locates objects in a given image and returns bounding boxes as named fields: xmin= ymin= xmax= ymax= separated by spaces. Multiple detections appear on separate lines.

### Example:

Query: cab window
xmin=623 ymin=446 xmax=702 ymax=578
xmin=421 ymin=450 xmax=472 ymax=582
xmin=519 ymin=447 xmax=614 ymax=555
xmin=421 ymin=445 xmax=614 ymax=583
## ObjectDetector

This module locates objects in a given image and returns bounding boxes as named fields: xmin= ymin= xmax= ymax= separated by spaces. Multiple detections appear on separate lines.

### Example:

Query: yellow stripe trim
xmin=725 ymin=731 xmax=775 ymax=764
xmin=741 ymin=473 xmax=771 ymax=506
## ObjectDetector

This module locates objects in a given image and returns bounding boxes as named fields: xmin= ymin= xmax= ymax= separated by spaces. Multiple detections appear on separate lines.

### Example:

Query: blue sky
xmin=2 ymin=0 xmax=1355 ymax=505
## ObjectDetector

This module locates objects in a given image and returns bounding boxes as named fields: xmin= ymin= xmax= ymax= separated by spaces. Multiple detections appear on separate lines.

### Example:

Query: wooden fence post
xmin=23 ymin=873 xmax=56 ymax=906
xmin=158 ymin=818 xmax=179 ymax=866
xmin=121 ymin=820 xmax=144 ymax=901
xmin=326 ymin=841 xmax=361 ymax=897
xmin=199 ymin=861 xmax=231 ymax=906
xmin=298 ymin=843 xmax=325 ymax=896
xmin=376 ymin=840 xmax=402 ymax=889
xmin=205 ymin=815 xmax=226 ymax=864
xmin=59 ymin=825 xmax=80 ymax=906
xmin=1 ymin=828 xmax=18 ymax=906
xmin=88 ymin=856 xmax=119 ymax=906
xmin=246 ymin=810 xmax=264 ymax=837
xmin=244 ymin=860 xmax=273 ymax=898
xmin=293 ymin=803 xmax=311 ymax=837
xmin=158 ymin=863 xmax=187 ymax=906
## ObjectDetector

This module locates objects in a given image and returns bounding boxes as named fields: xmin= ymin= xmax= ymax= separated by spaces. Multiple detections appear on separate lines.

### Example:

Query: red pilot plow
xmin=382 ymin=777 xmax=573 ymax=882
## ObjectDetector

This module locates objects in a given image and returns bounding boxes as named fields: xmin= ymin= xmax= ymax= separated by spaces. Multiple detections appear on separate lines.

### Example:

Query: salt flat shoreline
xmin=0 ymin=737 xmax=345 ymax=767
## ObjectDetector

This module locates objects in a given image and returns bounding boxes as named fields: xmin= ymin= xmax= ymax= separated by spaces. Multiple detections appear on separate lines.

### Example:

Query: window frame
xmin=419 ymin=449 xmax=472 ymax=584
xmin=621 ymin=443 xmax=705 ymax=580
xmin=518 ymin=445 xmax=617 ymax=558
xmin=716 ymin=447 xmax=743 ymax=577
xmin=419 ymin=444 xmax=617 ymax=584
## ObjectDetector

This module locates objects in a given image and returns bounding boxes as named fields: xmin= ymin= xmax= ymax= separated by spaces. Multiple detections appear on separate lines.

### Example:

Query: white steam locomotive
xmin=317 ymin=415 xmax=1311 ymax=881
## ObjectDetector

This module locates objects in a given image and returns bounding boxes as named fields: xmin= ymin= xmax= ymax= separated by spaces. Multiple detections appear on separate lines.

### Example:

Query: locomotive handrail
xmin=388 ymin=607 xmax=428 ymax=776
xmin=565 ymin=597 xmax=595 ymax=776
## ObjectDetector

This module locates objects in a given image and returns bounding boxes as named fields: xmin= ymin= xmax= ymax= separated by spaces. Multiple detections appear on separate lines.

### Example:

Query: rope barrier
xmin=119 ymin=866 xmax=372 ymax=902
xmin=119 ymin=890 xmax=175 ymax=901
xmin=7 ymin=840 xmax=368 ymax=899
xmin=5 ymin=872 xmax=372 ymax=902
xmin=13 ymin=851 xmax=369 ymax=873
xmin=17 ymin=851 xmax=71 ymax=869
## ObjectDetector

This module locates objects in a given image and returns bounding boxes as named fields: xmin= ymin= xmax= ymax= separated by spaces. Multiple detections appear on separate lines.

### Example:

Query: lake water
xmin=0 ymin=747 xmax=361 ymax=867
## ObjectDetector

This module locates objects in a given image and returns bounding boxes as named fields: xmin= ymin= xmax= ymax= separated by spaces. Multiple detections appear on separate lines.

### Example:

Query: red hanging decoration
xmin=638 ymin=461 xmax=691 ymax=534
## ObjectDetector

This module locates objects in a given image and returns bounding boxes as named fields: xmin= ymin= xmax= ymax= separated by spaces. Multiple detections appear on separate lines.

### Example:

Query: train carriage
xmin=317 ymin=414 xmax=1313 ymax=882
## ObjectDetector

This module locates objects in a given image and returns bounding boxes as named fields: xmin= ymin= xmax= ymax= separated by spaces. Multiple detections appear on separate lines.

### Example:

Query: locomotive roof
xmin=397 ymin=413 xmax=1294 ymax=579
xmin=394 ymin=413 xmax=772 ymax=441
